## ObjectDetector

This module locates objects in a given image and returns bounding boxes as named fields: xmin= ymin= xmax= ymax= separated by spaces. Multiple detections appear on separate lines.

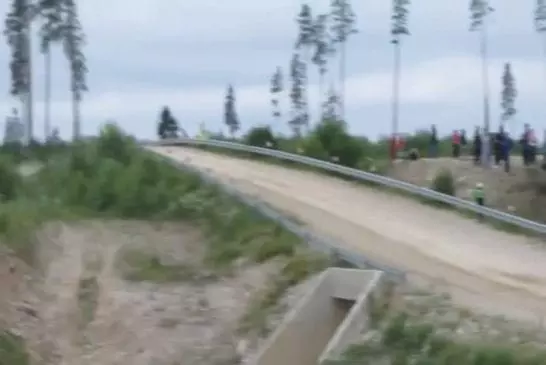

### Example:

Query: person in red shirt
xmin=452 ymin=130 xmax=461 ymax=158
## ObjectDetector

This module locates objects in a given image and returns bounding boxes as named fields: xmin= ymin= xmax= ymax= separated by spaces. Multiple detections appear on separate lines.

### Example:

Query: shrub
xmin=244 ymin=126 xmax=277 ymax=148
xmin=301 ymin=134 xmax=329 ymax=160
xmin=96 ymin=123 xmax=137 ymax=165
xmin=305 ymin=119 xmax=365 ymax=168
xmin=0 ymin=156 xmax=21 ymax=201
xmin=431 ymin=168 xmax=455 ymax=196
xmin=0 ymin=330 xmax=29 ymax=365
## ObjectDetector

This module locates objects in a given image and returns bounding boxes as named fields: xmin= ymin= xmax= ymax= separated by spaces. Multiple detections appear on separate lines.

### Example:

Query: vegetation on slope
xmin=0 ymin=124 xmax=308 ymax=265
xmin=329 ymin=311 xmax=546 ymax=365
xmin=0 ymin=330 xmax=29 ymax=365
xmin=0 ymin=124 xmax=331 ymax=361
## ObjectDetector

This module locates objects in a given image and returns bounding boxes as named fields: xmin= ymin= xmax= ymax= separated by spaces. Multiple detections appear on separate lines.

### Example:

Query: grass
xmin=325 ymin=311 xmax=546 ymax=365
xmin=0 ymin=330 xmax=29 ymax=365
xmin=186 ymin=144 xmax=542 ymax=238
xmin=121 ymin=250 xmax=203 ymax=282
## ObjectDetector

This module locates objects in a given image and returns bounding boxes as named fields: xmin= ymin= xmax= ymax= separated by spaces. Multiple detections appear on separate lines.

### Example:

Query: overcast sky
xmin=1 ymin=0 xmax=545 ymax=140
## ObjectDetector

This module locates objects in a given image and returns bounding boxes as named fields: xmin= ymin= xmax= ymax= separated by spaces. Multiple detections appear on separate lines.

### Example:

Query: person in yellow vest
xmin=472 ymin=182 xmax=485 ymax=206
xmin=472 ymin=182 xmax=485 ymax=221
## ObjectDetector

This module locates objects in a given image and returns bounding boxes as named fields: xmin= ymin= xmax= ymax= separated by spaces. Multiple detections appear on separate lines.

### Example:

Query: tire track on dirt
xmin=37 ymin=224 xmax=87 ymax=364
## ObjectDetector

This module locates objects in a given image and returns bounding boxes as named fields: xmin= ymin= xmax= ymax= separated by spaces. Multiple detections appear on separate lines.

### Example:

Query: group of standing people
xmin=429 ymin=125 xmax=468 ymax=159
xmin=428 ymin=124 xmax=543 ymax=172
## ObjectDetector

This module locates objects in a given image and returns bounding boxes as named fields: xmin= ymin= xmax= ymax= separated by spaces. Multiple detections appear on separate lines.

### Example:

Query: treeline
xmin=217 ymin=121 xmax=458 ymax=171
xmin=214 ymin=0 xmax=543 ymax=161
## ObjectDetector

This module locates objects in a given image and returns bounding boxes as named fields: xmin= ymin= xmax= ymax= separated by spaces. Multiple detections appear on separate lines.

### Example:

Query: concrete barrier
xmin=249 ymin=268 xmax=384 ymax=365
xmin=319 ymin=270 xmax=384 ymax=362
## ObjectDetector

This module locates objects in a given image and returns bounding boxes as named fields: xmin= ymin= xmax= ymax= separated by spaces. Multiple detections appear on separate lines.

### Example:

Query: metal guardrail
xmin=147 ymin=138 xmax=546 ymax=236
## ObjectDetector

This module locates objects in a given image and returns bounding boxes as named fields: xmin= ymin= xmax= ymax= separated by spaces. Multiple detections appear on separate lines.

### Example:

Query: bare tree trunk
xmin=480 ymin=24 xmax=492 ymax=168
xmin=71 ymin=80 xmax=80 ymax=140
xmin=303 ymin=49 xmax=311 ymax=132
xmin=339 ymin=44 xmax=346 ymax=121
xmin=318 ymin=70 xmax=325 ymax=122
xmin=390 ymin=39 xmax=402 ymax=161
xmin=392 ymin=41 xmax=401 ymax=139
xmin=44 ymin=46 xmax=51 ymax=141
xmin=23 ymin=2 xmax=34 ymax=145
xmin=542 ymin=35 xmax=546 ymax=126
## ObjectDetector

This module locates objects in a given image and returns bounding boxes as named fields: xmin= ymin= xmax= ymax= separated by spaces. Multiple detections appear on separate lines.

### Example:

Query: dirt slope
xmin=1 ymin=221 xmax=284 ymax=365
xmin=148 ymin=146 xmax=546 ymax=324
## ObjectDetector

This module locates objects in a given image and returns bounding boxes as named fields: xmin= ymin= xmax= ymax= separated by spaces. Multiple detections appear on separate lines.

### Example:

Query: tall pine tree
xmin=535 ymin=0 xmax=546 ymax=103
xmin=38 ymin=0 xmax=64 ymax=140
xmin=330 ymin=0 xmax=357 ymax=121
xmin=289 ymin=53 xmax=306 ymax=136
xmin=312 ymin=14 xmax=332 ymax=122
xmin=62 ymin=0 xmax=87 ymax=140
xmin=224 ymin=84 xmax=240 ymax=137
xmin=470 ymin=0 xmax=494 ymax=166
xmin=4 ymin=0 xmax=33 ymax=143
xmin=500 ymin=62 xmax=517 ymax=126
xmin=390 ymin=0 xmax=410 ymax=159
xmin=295 ymin=4 xmax=314 ymax=130
xmin=536 ymin=0 xmax=546 ymax=34
xmin=270 ymin=66 xmax=283 ymax=124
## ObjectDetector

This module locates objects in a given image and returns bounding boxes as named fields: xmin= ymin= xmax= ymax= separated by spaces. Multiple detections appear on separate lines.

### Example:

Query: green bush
xmin=431 ymin=168 xmax=455 ymax=196
xmin=245 ymin=126 xmax=278 ymax=148
xmin=0 ymin=156 xmax=22 ymax=201
xmin=301 ymin=134 xmax=329 ymax=160
xmin=337 ymin=312 xmax=546 ymax=365
xmin=1 ymin=123 xmax=309 ymax=268
xmin=0 ymin=330 xmax=29 ymax=365
xmin=305 ymin=119 xmax=365 ymax=168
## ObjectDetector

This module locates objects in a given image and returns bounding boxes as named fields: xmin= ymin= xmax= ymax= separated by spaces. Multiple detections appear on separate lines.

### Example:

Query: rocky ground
xmin=0 ymin=221 xmax=306 ymax=365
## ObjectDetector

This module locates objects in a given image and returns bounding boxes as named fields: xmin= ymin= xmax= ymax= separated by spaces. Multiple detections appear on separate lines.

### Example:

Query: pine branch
xmin=3 ymin=0 xmax=31 ymax=96
xmin=469 ymin=0 xmax=493 ymax=31
xmin=330 ymin=0 xmax=357 ymax=44
xmin=500 ymin=63 xmax=517 ymax=120
xmin=391 ymin=0 xmax=410 ymax=39
xmin=535 ymin=0 xmax=546 ymax=32
xmin=295 ymin=4 xmax=314 ymax=50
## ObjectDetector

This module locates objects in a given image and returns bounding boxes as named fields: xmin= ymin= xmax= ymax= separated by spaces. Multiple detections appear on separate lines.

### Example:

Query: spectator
xmin=472 ymin=127 xmax=482 ymax=165
xmin=472 ymin=182 xmax=485 ymax=221
xmin=429 ymin=124 xmax=438 ymax=158
xmin=451 ymin=130 xmax=461 ymax=158
xmin=493 ymin=127 xmax=505 ymax=166
xmin=529 ymin=128 xmax=538 ymax=164
xmin=501 ymin=132 xmax=513 ymax=173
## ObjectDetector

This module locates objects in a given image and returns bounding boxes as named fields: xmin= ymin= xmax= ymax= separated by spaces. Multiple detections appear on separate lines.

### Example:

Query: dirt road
xmin=148 ymin=146 xmax=546 ymax=323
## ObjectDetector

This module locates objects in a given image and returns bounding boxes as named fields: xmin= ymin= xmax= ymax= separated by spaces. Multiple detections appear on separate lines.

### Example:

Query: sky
xmin=1 ymin=0 xmax=546 ymax=141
